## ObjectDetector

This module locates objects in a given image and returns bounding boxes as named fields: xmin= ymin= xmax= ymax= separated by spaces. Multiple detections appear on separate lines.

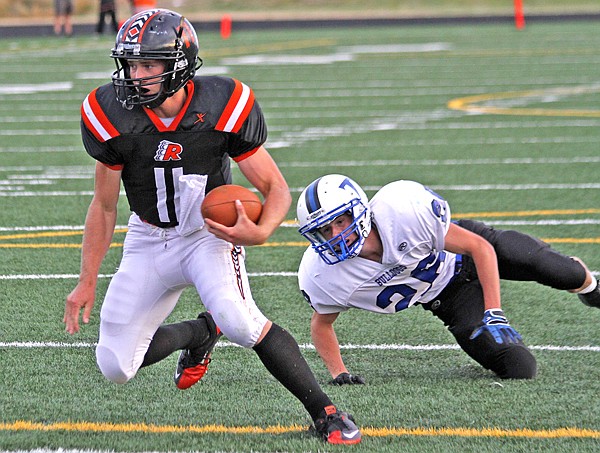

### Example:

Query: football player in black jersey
xmin=64 ymin=9 xmax=361 ymax=445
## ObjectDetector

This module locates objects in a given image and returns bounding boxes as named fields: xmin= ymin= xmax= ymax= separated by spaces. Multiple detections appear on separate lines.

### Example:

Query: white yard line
xmin=1 ymin=340 xmax=598 ymax=352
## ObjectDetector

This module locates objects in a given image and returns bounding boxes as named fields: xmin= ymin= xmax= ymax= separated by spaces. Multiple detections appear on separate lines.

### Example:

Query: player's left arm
xmin=445 ymin=223 xmax=522 ymax=344
xmin=205 ymin=146 xmax=291 ymax=245
xmin=444 ymin=222 xmax=501 ymax=311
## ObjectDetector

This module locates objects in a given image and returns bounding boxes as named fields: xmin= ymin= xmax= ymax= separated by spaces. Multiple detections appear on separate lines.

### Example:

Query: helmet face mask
xmin=297 ymin=175 xmax=372 ymax=265
xmin=110 ymin=9 xmax=202 ymax=109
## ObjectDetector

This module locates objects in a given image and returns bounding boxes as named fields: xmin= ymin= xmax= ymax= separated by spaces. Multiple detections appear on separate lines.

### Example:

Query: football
xmin=201 ymin=184 xmax=262 ymax=227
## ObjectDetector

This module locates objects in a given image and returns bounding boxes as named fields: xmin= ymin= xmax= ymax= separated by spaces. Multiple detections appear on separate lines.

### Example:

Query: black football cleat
xmin=578 ymin=281 xmax=600 ymax=308
xmin=174 ymin=312 xmax=222 ymax=389
xmin=312 ymin=405 xmax=362 ymax=445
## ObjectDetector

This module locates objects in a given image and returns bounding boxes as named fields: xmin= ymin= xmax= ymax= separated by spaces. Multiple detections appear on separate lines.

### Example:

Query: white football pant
xmin=96 ymin=214 xmax=268 ymax=383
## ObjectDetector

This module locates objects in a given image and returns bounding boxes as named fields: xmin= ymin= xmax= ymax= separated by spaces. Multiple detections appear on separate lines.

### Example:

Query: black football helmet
xmin=110 ymin=9 xmax=202 ymax=109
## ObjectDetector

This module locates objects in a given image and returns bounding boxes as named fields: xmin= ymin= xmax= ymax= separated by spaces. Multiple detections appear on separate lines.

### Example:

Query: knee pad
xmin=211 ymin=309 xmax=268 ymax=348
xmin=494 ymin=344 xmax=537 ymax=379
xmin=96 ymin=345 xmax=134 ymax=384
xmin=456 ymin=329 xmax=537 ymax=380
xmin=219 ymin=325 xmax=256 ymax=348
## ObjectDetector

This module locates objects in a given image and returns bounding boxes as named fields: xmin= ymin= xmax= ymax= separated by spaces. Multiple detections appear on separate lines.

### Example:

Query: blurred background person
xmin=54 ymin=0 xmax=73 ymax=36
xmin=96 ymin=0 xmax=119 ymax=35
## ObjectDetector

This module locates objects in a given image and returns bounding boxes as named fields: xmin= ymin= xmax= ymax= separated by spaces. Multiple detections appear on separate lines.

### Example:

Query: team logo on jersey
xmin=154 ymin=140 xmax=184 ymax=161
xmin=194 ymin=113 xmax=206 ymax=124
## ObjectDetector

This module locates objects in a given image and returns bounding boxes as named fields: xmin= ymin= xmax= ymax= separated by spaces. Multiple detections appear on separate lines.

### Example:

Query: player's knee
xmin=220 ymin=324 xmax=259 ymax=348
xmin=96 ymin=345 xmax=135 ymax=384
xmin=212 ymin=316 xmax=261 ymax=348
xmin=494 ymin=344 xmax=537 ymax=379
xmin=211 ymin=308 xmax=268 ymax=348
xmin=459 ymin=333 xmax=537 ymax=379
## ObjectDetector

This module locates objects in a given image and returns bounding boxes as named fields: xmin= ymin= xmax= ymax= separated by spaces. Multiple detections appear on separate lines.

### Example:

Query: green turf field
xmin=0 ymin=19 xmax=599 ymax=452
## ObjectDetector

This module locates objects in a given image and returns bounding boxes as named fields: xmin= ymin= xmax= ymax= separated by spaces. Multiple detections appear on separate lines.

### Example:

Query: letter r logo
xmin=155 ymin=140 xmax=184 ymax=161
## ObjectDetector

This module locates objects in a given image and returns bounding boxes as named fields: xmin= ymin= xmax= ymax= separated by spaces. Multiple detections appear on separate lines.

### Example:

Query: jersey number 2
xmin=376 ymin=252 xmax=446 ymax=312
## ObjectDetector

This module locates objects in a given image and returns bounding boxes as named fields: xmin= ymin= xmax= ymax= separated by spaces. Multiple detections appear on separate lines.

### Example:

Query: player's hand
xmin=64 ymin=283 xmax=96 ymax=334
xmin=329 ymin=372 xmax=365 ymax=385
xmin=470 ymin=309 xmax=522 ymax=345
xmin=205 ymin=200 xmax=268 ymax=246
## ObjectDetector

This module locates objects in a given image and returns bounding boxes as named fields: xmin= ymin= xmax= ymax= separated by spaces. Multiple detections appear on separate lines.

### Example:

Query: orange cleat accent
xmin=313 ymin=406 xmax=362 ymax=445
xmin=174 ymin=313 xmax=222 ymax=390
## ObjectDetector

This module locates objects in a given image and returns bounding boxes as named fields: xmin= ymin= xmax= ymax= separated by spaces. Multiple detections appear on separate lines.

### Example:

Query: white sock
xmin=577 ymin=275 xmax=598 ymax=294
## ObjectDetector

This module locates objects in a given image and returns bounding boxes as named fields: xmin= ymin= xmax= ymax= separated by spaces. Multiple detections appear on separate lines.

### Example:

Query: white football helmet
xmin=297 ymin=174 xmax=372 ymax=265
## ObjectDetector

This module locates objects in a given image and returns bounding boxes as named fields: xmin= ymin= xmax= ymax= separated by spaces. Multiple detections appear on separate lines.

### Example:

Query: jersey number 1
xmin=154 ymin=167 xmax=184 ymax=223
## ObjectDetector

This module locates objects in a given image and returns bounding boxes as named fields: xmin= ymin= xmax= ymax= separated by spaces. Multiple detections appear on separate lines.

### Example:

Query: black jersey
xmin=81 ymin=76 xmax=267 ymax=227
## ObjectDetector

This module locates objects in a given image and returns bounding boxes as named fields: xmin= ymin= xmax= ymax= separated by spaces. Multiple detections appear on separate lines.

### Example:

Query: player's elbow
xmin=467 ymin=234 xmax=497 ymax=264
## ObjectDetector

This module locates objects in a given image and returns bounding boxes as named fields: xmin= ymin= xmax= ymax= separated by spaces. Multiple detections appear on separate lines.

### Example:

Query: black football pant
xmin=422 ymin=219 xmax=587 ymax=379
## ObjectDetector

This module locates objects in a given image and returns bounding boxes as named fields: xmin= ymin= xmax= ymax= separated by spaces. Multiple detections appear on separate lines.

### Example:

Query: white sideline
xmin=0 ymin=451 xmax=166 ymax=453
xmin=1 ymin=340 xmax=598 ymax=352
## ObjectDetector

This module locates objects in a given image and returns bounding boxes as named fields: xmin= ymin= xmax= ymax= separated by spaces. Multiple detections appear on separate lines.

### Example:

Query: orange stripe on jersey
xmin=215 ymin=79 xmax=243 ymax=131
xmin=231 ymin=88 xmax=255 ymax=133
xmin=102 ymin=162 xmax=124 ymax=171
xmin=232 ymin=146 xmax=260 ymax=163
xmin=81 ymin=89 xmax=120 ymax=143
xmin=215 ymin=79 xmax=255 ymax=133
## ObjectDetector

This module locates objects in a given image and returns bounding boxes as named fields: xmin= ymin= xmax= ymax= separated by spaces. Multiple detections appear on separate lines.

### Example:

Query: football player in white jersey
xmin=63 ymin=10 xmax=361 ymax=444
xmin=297 ymin=174 xmax=599 ymax=384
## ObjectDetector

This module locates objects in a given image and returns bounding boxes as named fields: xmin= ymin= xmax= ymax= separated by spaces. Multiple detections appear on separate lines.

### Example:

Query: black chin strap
xmin=142 ymin=91 xmax=170 ymax=109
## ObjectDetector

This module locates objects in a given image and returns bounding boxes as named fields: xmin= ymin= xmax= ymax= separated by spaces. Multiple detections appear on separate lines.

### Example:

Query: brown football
xmin=201 ymin=184 xmax=262 ymax=227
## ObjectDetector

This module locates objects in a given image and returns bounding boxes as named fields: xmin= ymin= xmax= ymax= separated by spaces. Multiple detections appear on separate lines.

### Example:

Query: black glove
xmin=329 ymin=372 xmax=365 ymax=385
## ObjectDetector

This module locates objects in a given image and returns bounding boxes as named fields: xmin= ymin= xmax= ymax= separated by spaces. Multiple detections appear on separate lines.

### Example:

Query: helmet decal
xmin=180 ymin=19 xmax=196 ymax=49
xmin=121 ymin=10 xmax=159 ymax=44
xmin=304 ymin=177 xmax=323 ymax=213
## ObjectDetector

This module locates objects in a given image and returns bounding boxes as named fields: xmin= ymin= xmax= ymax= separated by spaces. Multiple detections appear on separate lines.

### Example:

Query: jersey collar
xmin=144 ymin=80 xmax=195 ymax=132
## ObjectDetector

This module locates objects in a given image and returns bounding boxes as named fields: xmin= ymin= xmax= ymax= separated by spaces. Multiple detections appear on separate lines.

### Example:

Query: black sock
xmin=253 ymin=323 xmax=333 ymax=422
xmin=141 ymin=318 xmax=210 ymax=367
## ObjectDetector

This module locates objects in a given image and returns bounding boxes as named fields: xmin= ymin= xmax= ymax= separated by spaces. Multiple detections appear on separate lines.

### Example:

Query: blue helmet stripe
xmin=305 ymin=177 xmax=322 ymax=213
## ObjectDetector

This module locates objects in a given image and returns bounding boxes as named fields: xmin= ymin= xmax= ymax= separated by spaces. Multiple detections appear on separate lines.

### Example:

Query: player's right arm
xmin=310 ymin=311 xmax=348 ymax=378
xmin=64 ymin=162 xmax=121 ymax=334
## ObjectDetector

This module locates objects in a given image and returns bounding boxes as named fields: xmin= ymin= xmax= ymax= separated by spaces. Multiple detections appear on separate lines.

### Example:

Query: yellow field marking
xmin=544 ymin=238 xmax=600 ymax=244
xmin=257 ymin=241 xmax=307 ymax=247
xmin=0 ymin=228 xmax=128 ymax=241
xmin=1 ymin=210 xmax=598 ymax=248
xmin=455 ymin=208 xmax=600 ymax=218
xmin=362 ymin=426 xmax=600 ymax=439
xmin=0 ymin=243 xmax=124 ymax=249
xmin=0 ymin=420 xmax=304 ymax=435
xmin=1 ymin=420 xmax=599 ymax=439
xmin=448 ymin=86 xmax=600 ymax=118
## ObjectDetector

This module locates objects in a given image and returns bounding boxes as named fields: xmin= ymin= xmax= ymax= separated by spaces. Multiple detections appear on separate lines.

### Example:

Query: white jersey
xmin=298 ymin=180 xmax=459 ymax=315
